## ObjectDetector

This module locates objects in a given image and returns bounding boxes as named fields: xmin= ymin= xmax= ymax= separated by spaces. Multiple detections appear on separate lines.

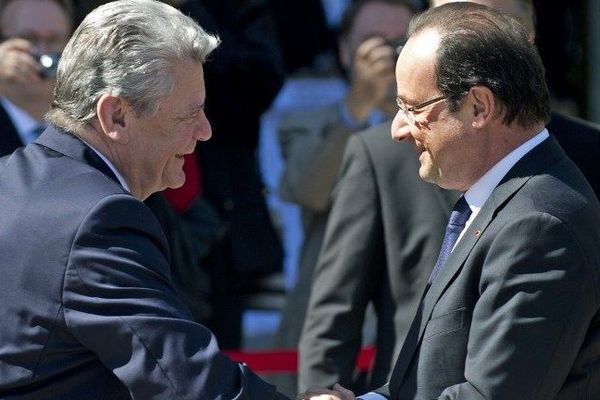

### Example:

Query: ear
xmin=468 ymin=86 xmax=496 ymax=128
xmin=96 ymin=94 xmax=130 ymax=144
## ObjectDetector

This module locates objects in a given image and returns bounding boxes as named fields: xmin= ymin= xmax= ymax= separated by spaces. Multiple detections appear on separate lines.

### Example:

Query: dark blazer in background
xmin=549 ymin=112 xmax=600 ymax=198
xmin=0 ymin=102 xmax=24 ymax=157
xmin=375 ymin=136 xmax=600 ymax=399
xmin=0 ymin=127 xmax=287 ymax=399
xmin=170 ymin=0 xmax=286 ymax=348
xmin=181 ymin=0 xmax=284 ymax=275
xmin=299 ymin=122 xmax=457 ymax=392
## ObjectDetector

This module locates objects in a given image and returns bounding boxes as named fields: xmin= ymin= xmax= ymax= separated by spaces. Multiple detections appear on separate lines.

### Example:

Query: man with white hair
xmin=0 ymin=1 xmax=289 ymax=398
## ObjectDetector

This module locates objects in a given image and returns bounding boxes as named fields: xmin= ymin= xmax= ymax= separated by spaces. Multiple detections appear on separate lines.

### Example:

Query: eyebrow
xmin=173 ymin=102 xmax=205 ymax=122
xmin=179 ymin=102 xmax=205 ymax=117
xmin=187 ymin=102 xmax=206 ymax=113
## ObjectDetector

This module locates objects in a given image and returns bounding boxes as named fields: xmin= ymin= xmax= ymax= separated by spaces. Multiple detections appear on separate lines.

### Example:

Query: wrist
xmin=345 ymin=91 xmax=376 ymax=122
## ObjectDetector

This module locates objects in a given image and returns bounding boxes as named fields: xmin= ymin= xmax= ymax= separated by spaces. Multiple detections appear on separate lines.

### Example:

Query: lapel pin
xmin=474 ymin=229 xmax=481 ymax=237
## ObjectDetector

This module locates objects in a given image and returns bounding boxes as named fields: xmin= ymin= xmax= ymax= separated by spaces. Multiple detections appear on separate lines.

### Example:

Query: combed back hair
xmin=46 ymin=0 xmax=219 ymax=133
xmin=339 ymin=0 xmax=419 ymax=39
xmin=409 ymin=2 xmax=549 ymax=128
xmin=0 ymin=0 xmax=74 ymax=34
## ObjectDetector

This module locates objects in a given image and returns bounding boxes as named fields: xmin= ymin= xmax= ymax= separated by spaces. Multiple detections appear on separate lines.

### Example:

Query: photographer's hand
xmin=345 ymin=36 xmax=396 ymax=121
xmin=0 ymin=38 xmax=41 ymax=86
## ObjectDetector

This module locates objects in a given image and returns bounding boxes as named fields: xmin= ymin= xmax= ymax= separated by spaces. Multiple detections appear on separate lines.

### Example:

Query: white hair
xmin=46 ymin=0 xmax=219 ymax=131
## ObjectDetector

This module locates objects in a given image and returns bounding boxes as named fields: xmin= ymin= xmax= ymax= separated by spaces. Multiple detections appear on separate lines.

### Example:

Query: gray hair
xmin=46 ymin=0 xmax=219 ymax=132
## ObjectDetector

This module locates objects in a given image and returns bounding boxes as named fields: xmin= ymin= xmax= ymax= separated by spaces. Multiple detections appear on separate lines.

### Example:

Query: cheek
xmin=170 ymin=126 xmax=195 ymax=150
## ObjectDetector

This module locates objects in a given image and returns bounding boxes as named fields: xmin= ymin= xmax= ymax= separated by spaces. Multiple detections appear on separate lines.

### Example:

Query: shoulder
xmin=348 ymin=121 xmax=422 ymax=174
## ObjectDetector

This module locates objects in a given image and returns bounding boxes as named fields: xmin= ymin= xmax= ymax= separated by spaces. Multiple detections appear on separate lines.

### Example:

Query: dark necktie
xmin=428 ymin=196 xmax=472 ymax=284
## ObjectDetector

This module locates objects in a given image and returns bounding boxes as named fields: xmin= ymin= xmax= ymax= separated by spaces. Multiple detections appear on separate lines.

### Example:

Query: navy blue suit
xmin=0 ymin=126 xmax=287 ymax=399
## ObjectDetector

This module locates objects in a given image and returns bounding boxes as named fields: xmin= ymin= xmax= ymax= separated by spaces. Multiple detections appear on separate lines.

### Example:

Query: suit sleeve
xmin=299 ymin=134 xmax=383 ymax=390
xmin=278 ymin=104 xmax=356 ymax=212
xmin=439 ymin=212 xmax=598 ymax=399
xmin=62 ymin=194 xmax=285 ymax=400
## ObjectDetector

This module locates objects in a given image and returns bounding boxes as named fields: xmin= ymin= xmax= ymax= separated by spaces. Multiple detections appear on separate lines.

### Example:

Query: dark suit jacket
xmin=184 ymin=0 xmax=285 ymax=276
xmin=0 ymin=102 xmax=25 ymax=157
xmin=549 ymin=112 xmax=600 ymax=199
xmin=299 ymin=122 xmax=457 ymax=391
xmin=374 ymin=136 xmax=600 ymax=399
xmin=0 ymin=126 xmax=288 ymax=399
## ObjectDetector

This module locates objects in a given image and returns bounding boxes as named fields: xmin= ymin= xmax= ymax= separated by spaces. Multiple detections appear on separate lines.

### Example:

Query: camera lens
xmin=36 ymin=52 xmax=60 ymax=79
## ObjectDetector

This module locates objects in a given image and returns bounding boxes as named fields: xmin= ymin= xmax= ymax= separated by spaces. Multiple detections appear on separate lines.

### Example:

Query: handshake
xmin=297 ymin=384 xmax=357 ymax=400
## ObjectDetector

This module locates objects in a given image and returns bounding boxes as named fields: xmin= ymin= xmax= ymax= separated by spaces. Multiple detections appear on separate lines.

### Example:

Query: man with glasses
xmin=395 ymin=95 xmax=447 ymax=124
xmin=0 ymin=0 xmax=72 ymax=157
xmin=301 ymin=3 xmax=600 ymax=399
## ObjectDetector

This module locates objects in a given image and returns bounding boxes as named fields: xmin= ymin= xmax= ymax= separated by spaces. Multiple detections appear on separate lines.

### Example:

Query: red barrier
xmin=224 ymin=346 xmax=376 ymax=374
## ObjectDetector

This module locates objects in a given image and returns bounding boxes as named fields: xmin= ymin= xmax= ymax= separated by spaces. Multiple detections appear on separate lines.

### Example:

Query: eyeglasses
xmin=395 ymin=95 xmax=447 ymax=124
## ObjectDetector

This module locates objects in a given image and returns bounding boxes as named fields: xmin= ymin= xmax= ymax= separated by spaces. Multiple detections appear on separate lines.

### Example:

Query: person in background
xmin=0 ymin=1 xmax=290 ymax=398
xmin=301 ymin=3 xmax=600 ymax=399
xmin=174 ymin=0 xmax=285 ymax=350
xmin=298 ymin=115 xmax=456 ymax=393
xmin=0 ymin=0 xmax=72 ymax=156
xmin=276 ymin=1 xmax=417 ymax=380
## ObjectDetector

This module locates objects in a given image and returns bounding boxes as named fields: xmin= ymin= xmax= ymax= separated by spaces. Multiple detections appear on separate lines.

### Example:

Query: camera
xmin=384 ymin=37 xmax=406 ymax=55
xmin=35 ymin=52 xmax=60 ymax=79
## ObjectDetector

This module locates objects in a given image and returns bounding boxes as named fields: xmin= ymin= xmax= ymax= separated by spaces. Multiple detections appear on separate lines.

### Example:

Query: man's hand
xmin=0 ymin=38 xmax=41 ymax=86
xmin=297 ymin=384 xmax=356 ymax=400
xmin=346 ymin=36 xmax=397 ymax=121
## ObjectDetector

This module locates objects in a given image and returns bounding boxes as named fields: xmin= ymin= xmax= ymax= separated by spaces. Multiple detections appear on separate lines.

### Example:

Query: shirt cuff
xmin=357 ymin=393 xmax=388 ymax=400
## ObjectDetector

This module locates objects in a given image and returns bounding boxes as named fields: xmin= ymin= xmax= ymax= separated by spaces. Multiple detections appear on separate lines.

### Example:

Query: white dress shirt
xmin=82 ymin=140 xmax=131 ymax=193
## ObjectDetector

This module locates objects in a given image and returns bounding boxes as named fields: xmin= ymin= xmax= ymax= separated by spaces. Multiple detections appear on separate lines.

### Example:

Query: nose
xmin=195 ymin=111 xmax=212 ymax=141
xmin=391 ymin=110 xmax=412 ymax=142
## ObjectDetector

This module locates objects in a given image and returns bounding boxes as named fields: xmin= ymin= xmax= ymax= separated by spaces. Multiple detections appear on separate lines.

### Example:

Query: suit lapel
xmin=389 ymin=136 xmax=565 ymax=395
xmin=35 ymin=125 xmax=120 ymax=185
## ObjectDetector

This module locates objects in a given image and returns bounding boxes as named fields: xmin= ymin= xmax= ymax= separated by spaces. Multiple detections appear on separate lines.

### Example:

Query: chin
xmin=166 ymin=175 xmax=186 ymax=190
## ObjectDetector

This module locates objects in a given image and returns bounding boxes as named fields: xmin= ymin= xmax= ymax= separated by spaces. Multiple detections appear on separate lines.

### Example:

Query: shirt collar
xmin=80 ymin=138 xmax=131 ymax=193
xmin=464 ymin=128 xmax=550 ymax=211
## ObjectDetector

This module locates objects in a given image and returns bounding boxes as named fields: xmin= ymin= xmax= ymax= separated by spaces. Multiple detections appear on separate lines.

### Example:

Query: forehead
xmin=1 ymin=0 xmax=70 ymax=35
xmin=395 ymin=29 xmax=440 ymax=101
xmin=349 ymin=1 xmax=413 ymax=41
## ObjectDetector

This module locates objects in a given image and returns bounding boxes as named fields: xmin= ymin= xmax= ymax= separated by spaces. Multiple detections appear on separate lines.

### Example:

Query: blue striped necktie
xmin=428 ymin=196 xmax=472 ymax=284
